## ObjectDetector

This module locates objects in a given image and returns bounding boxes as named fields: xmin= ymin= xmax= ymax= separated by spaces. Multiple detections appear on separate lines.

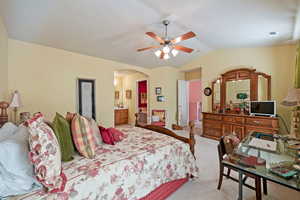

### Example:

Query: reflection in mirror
xmin=258 ymin=75 xmax=268 ymax=101
xmin=226 ymin=80 xmax=250 ymax=112
xmin=213 ymin=81 xmax=221 ymax=111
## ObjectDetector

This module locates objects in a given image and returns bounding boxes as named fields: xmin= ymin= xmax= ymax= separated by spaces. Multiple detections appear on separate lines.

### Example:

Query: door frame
xmin=77 ymin=78 xmax=96 ymax=120
xmin=136 ymin=79 xmax=149 ymax=124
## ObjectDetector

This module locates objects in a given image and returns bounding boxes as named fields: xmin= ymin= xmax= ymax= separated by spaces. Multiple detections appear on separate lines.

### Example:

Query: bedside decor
xmin=9 ymin=90 xmax=22 ymax=124
xmin=126 ymin=90 xmax=132 ymax=99
xmin=155 ymin=87 xmax=162 ymax=95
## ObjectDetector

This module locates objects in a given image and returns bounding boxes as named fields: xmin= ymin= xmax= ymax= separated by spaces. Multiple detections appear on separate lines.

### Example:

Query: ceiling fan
xmin=137 ymin=20 xmax=196 ymax=60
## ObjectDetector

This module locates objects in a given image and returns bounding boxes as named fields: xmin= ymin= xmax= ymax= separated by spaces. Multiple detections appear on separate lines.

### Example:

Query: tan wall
xmin=149 ymin=67 xmax=184 ymax=127
xmin=184 ymin=68 xmax=201 ymax=81
xmin=0 ymin=17 xmax=8 ymax=100
xmin=114 ymin=76 xmax=124 ymax=106
xmin=7 ymin=39 xmax=150 ymax=127
xmin=180 ymin=45 xmax=297 ymax=132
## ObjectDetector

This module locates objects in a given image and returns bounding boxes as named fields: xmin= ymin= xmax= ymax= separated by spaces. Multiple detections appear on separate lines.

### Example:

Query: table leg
xmin=238 ymin=171 xmax=243 ymax=200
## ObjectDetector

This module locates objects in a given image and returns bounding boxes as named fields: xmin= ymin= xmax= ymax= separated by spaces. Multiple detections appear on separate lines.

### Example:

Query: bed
xmin=10 ymin=124 xmax=197 ymax=200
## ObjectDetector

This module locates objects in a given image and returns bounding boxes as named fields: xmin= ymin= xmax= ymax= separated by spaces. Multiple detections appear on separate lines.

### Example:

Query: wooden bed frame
xmin=135 ymin=113 xmax=196 ymax=158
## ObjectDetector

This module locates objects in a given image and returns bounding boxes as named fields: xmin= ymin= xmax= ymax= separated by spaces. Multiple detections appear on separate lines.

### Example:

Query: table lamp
xmin=281 ymin=88 xmax=300 ymax=138
xmin=9 ymin=90 xmax=22 ymax=124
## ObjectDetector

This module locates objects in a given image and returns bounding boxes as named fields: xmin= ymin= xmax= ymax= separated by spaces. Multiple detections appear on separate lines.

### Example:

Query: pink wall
xmin=189 ymin=80 xmax=202 ymax=121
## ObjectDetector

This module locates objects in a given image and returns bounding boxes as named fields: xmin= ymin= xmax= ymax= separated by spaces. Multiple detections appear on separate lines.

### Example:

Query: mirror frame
xmin=212 ymin=68 xmax=271 ymax=112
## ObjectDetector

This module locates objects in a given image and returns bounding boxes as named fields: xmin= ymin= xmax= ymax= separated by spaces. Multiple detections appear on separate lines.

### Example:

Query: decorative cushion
xmin=223 ymin=133 xmax=240 ymax=154
xmin=26 ymin=113 xmax=66 ymax=193
xmin=52 ymin=113 xmax=75 ymax=162
xmin=71 ymin=115 xmax=96 ymax=158
xmin=107 ymin=128 xmax=125 ymax=142
xmin=89 ymin=119 xmax=103 ymax=146
xmin=99 ymin=126 xmax=115 ymax=145
xmin=65 ymin=112 xmax=76 ymax=124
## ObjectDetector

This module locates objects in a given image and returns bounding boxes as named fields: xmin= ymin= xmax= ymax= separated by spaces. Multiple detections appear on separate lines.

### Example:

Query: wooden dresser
xmin=114 ymin=109 xmax=128 ymax=125
xmin=202 ymin=112 xmax=279 ymax=140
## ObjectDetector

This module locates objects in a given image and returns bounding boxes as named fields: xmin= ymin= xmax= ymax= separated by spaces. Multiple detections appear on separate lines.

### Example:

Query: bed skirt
xmin=139 ymin=178 xmax=188 ymax=200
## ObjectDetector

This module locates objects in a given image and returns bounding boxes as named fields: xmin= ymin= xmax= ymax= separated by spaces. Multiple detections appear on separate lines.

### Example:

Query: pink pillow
xmin=99 ymin=126 xmax=115 ymax=145
xmin=107 ymin=128 xmax=125 ymax=142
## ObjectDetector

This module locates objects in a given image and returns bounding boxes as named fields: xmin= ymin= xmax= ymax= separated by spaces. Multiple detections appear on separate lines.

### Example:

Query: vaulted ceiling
xmin=0 ymin=0 xmax=299 ymax=68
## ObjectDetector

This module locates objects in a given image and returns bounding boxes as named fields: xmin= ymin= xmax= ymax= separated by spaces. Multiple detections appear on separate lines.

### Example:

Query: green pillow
xmin=52 ymin=113 xmax=75 ymax=162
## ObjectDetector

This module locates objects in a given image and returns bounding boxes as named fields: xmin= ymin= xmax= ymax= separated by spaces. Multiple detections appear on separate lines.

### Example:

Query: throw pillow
xmin=99 ymin=126 xmax=115 ymax=145
xmin=107 ymin=128 xmax=125 ymax=142
xmin=89 ymin=118 xmax=103 ymax=146
xmin=71 ymin=115 xmax=96 ymax=158
xmin=52 ymin=113 xmax=75 ymax=162
xmin=26 ymin=113 xmax=66 ymax=193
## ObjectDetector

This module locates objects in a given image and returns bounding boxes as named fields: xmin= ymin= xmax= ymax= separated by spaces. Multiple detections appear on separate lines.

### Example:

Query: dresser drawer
xmin=204 ymin=119 xmax=222 ymax=129
xmin=235 ymin=117 xmax=245 ymax=124
xmin=245 ymin=118 xmax=274 ymax=128
xmin=223 ymin=116 xmax=234 ymax=122
xmin=203 ymin=114 xmax=222 ymax=121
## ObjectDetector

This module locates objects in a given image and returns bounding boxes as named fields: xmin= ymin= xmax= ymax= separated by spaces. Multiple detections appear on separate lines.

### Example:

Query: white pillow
xmin=0 ymin=122 xmax=18 ymax=141
xmin=0 ymin=126 xmax=41 ymax=198
xmin=152 ymin=115 xmax=160 ymax=122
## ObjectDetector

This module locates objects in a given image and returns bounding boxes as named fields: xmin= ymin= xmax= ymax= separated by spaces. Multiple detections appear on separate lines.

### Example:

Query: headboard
xmin=0 ymin=101 xmax=9 ymax=127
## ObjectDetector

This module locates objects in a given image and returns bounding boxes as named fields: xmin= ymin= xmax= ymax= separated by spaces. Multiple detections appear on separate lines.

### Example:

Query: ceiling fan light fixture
xmin=171 ymin=49 xmax=179 ymax=57
xmin=163 ymin=53 xmax=170 ymax=60
xmin=162 ymin=45 xmax=170 ymax=54
xmin=154 ymin=50 xmax=162 ymax=57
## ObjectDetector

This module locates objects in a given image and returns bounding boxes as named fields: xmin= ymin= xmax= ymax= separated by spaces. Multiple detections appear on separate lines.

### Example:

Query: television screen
xmin=250 ymin=101 xmax=276 ymax=116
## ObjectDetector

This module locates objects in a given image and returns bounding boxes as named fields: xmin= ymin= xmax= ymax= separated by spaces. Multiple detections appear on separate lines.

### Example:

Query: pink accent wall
xmin=189 ymin=80 xmax=202 ymax=121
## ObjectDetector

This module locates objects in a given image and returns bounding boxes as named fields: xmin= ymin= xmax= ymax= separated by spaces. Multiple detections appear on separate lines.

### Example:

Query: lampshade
xmin=281 ymin=88 xmax=300 ymax=107
xmin=9 ymin=91 xmax=22 ymax=108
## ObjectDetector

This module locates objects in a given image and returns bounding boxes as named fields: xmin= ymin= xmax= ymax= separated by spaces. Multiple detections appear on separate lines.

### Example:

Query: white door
xmin=178 ymin=80 xmax=189 ymax=126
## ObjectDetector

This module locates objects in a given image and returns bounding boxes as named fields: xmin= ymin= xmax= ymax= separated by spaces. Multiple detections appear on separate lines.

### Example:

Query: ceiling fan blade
xmin=171 ymin=31 xmax=196 ymax=44
xmin=173 ymin=45 xmax=194 ymax=53
xmin=137 ymin=46 xmax=160 ymax=52
xmin=146 ymin=32 xmax=165 ymax=44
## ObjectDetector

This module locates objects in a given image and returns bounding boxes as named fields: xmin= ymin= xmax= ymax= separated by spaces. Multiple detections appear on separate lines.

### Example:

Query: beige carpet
xmin=167 ymin=133 xmax=300 ymax=200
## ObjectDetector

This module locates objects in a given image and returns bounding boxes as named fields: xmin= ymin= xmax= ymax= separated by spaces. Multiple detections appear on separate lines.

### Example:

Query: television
xmin=250 ymin=101 xmax=276 ymax=117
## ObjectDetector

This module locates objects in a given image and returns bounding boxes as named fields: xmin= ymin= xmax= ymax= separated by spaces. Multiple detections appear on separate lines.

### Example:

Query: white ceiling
xmin=0 ymin=0 xmax=299 ymax=68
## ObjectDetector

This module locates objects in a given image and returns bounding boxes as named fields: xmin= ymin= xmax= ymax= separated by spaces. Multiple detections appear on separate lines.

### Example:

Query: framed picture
xmin=157 ymin=96 xmax=165 ymax=102
xmin=77 ymin=79 xmax=96 ymax=120
xmin=115 ymin=91 xmax=120 ymax=99
xmin=126 ymin=90 xmax=132 ymax=99
xmin=155 ymin=87 xmax=162 ymax=95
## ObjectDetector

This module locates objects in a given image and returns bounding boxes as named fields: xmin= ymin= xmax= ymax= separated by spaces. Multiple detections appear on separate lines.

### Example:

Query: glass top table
xmin=222 ymin=132 xmax=300 ymax=200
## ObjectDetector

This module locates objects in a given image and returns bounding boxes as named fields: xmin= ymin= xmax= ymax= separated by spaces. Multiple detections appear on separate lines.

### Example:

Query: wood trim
xmin=135 ymin=114 xmax=196 ymax=158
xmin=0 ymin=101 xmax=9 ymax=127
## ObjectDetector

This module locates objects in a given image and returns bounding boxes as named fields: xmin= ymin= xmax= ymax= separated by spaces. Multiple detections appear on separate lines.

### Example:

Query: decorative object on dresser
xmin=0 ymin=101 xmax=9 ymax=127
xmin=202 ymin=112 xmax=279 ymax=140
xmin=9 ymin=90 xmax=22 ymax=124
xmin=114 ymin=108 xmax=128 ymax=125
xmin=281 ymin=88 xmax=300 ymax=138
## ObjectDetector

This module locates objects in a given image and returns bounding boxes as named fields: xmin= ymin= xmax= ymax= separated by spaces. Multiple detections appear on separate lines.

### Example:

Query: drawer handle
xmin=253 ymin=120 xmax=261 ymax=124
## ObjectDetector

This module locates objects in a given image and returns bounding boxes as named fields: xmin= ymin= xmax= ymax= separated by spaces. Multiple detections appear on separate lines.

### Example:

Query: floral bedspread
xmin=14 ymin=126 xmax=198 ymax=200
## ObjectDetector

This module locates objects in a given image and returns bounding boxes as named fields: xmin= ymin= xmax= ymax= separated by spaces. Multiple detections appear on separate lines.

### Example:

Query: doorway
xmin=136 ymin=80 xmax=148 ymax=124
xmin=177 ymin=68 xmax=202 ymax=127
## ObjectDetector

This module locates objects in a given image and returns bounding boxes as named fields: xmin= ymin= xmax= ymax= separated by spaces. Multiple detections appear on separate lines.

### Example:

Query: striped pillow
xmin=71 ymin=115 xmax=96 ymax=159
